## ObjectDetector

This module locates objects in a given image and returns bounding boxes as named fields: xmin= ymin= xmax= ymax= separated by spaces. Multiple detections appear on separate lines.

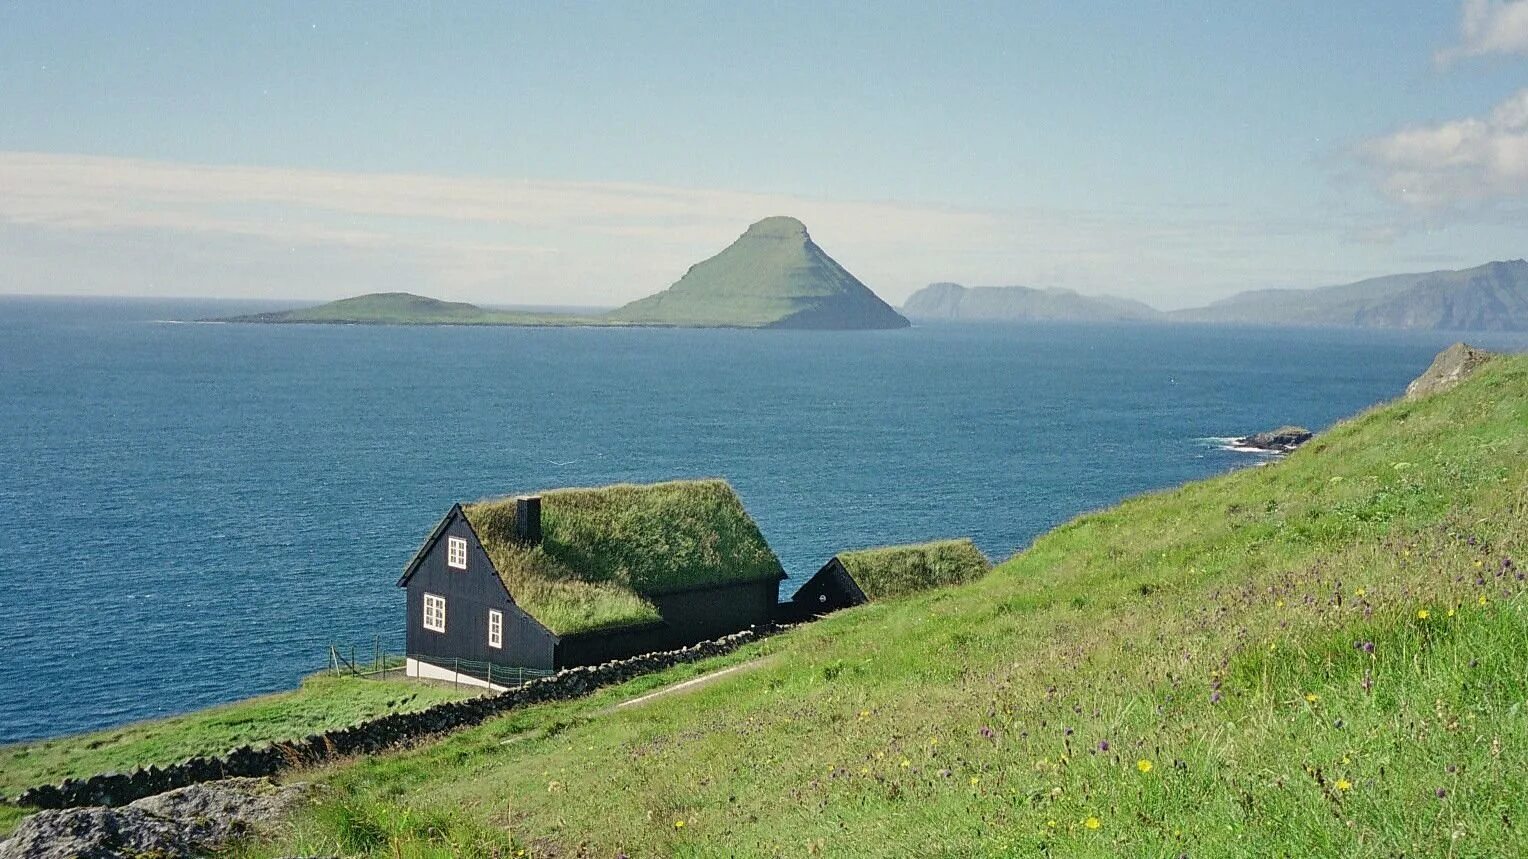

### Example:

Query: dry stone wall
xmin=11 ymin=625 xmax=780 ymax=810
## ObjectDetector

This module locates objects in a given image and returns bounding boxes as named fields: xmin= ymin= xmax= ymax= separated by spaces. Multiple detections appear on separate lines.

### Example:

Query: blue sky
xmin=2 ymin=1 xmax=1526 ymax=308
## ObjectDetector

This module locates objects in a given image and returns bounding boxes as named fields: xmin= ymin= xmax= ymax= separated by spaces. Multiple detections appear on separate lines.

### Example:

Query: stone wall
xmin=12 ymin=625 xmax=781 ymax=810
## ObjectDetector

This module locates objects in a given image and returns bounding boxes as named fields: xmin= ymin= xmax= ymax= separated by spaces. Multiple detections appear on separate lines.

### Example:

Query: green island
xmin=219 ymin=217 xmax=910 ymax=331
xmin=5 ymin=352 xmax=1525 ymax=856
xmin=461 ymin=479 xmax=784 ymax=636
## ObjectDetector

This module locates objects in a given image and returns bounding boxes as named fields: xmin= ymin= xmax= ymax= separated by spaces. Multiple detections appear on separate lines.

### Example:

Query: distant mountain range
xmin=223 ymin=216 xmax=909 ymax=331
xmin=1169 ymin=259 xmax=1528 ymax=330
xmin=901 ymin=260 xmax=1528 ymax=331
xmin=902 ymin=283 xmax=1161 ymax=323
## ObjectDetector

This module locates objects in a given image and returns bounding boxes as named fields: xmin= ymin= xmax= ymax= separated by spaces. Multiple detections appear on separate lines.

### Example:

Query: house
xmin=778 ymin=538 xmax=990 ymax=622
xmin=397 ymin=479 xmax=785 ymax=687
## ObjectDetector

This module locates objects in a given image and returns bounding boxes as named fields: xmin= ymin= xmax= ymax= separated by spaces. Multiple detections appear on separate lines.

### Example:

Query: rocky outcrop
xmin=0 ymin=778 xmax=308 ymax=859
xmin=1405 ymin=343 xmax=1494 ymax=400
xmin=1234 ymin=426 xmax=1313 ymax=453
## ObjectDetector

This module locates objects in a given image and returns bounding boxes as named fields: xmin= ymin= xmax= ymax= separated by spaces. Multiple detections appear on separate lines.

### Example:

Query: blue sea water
xmin=1 ymin=296 xmax=1525 ymax=743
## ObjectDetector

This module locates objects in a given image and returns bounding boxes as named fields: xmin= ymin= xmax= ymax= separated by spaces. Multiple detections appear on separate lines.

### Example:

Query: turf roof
xmin=835 ymin=538 xmax=991 ymax=601
xmin=460 ymin=479 xmax=784 ymax=636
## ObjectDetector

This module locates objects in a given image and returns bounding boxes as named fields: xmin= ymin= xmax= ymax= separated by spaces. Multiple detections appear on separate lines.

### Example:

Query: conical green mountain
xmin=608 ymin=216 xmax=910 ymax=329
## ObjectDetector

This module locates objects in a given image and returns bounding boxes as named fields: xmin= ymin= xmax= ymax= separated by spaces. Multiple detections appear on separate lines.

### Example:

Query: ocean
xmin=2 ymin=295 xmax=1525 ymax=743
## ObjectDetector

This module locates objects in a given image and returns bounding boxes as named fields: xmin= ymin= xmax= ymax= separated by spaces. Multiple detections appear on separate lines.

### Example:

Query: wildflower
xmin=1436 ymin=788 xmax=1448 ymax=799
xmin=1417 ymin=609 xmax=1430 ymax=620
xmin=1478 ymin=595 xmax=1488 ymax=606
xmin=1335 ymin=778 xmax=1352 ymax=791
xmin=674 ymin=820 xmax=685 ymax=829
xmin=1085 ymin=816 xmax=1102 ymax=830
xmin=1137 ymin=759 xmax=1153 ymax=773
xmin=900 ymin=759 xmax=910 ymax=768
xmin=1447 ymin=607 xmax=1456 ymax=617
xmin=1354 ymin=587 xmax=1365 ymax=597
xmin=970 ymin=776 xmax=981 ymax=786
xmin=1046 ymin=819 xmax=1057 ymax=828
xmin=979 ymin=726 xmax=997 ymax=740
xmin=1305 ymin=693 xmax=1320 ymax=704
xmin=1097 ymin=739 xmax=1110 ymax=752
xmin=858 ymin=709 xmax=870 ymax=719
xmin=1210 ymin=690 xmax=1222 ymax=704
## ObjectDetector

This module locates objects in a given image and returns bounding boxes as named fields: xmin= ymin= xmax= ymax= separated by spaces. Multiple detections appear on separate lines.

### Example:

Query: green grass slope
xmin=607 ymin=217 xmax=910 ymax=329
xmin=235 ymin=356 xmax=1524 ymax=857
xmin=0 ymin=674 xmax=471 ymax=801
xmin=461 ymin=480 xmax=784 ymax=636
xmin=220 ymin=292 xmax=604 ymax=326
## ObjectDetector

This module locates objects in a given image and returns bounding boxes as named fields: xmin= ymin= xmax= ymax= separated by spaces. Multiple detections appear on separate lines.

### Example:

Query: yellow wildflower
xmin=1085 ymin=816 xmax=1102 ymax=830
xmin=1447 ymin=607 xmax=1456 ymax=617
xmin=1137 ymin=759 xmax=1153 ymax=773
xmin=1479 ymin=595 xmax=1488 ymax=606
xmin=1335 ymin=778 xmax=1352 ymax=791
xmin=1305 ymin=693 xmax=1320 ymax=704
xmin=970 ymin=776 xmax=980 ymax=786
xmin=1417 ymin=609 xmax=1430 ymax=620
xmin=674 ymin=820 xmax=685 ymax=829
xmin=900 ymin=759 xmax=910 ymax=768
xmin=1354 ymin=587 xmax=1365 ymax=597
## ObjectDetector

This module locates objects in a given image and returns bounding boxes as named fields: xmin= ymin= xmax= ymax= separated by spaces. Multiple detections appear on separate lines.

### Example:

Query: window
xmin=488 ymin=609 xmax=503 ymax=649
xmin=422 ymin=593 xmax=446 ymax=632
xmin=447 ymin=536 xmax=468 ymax=570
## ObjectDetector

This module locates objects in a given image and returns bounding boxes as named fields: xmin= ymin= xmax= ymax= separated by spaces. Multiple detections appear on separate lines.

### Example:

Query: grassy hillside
xmin=461 ymin=480 xmax=784 ymax=635
xmin=0 ymin=674 xmax=471 ymax=801
xmin=608 ymin=217 xmax=910 ymax=330
xmin=220 ymin=293 xmax=605 ymax=326
xmin=235 ymin=353 xmax=1528 ymax=857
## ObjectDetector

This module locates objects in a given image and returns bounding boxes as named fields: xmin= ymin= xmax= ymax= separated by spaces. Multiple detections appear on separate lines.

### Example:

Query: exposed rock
xmin=1234 ymin=426 xmax=1313 ymax=453
xmin=0 ymin=778 xmax=308 ymax=859
xmin=1405 ymin=343 xmax=1494 ymax=400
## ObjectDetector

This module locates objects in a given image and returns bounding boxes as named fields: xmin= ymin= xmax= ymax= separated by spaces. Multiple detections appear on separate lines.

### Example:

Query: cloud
xmin=0 ymin=150 xmax=1454 ymax=309
xmin=1436 ymin=0 xmax=1528 ymax=65
xmin=1355 ymin=88 xmax=1528 ymax=207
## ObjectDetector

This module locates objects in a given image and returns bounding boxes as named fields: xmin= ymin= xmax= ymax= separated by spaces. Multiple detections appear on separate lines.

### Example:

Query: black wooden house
xmin=398 ymin=479 xmax=785 ymax=688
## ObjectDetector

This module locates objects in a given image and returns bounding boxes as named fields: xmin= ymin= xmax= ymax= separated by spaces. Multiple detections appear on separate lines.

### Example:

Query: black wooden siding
xmin=776 ymin=557 xmax=866 ymax=622
xmin=403 ymin=508 xmax=558 ymax=671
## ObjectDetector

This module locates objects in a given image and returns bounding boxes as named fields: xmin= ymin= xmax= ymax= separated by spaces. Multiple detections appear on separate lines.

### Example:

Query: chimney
xmin=514 ymin=495 xmax=542 ymax=544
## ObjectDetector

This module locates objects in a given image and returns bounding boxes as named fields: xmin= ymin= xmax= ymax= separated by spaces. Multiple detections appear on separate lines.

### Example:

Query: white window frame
xmin=446 ymin=536 xmax=468 ymax=570
xmin=422 ymin=593 xmax=447 ymax=633
xmin=488 ymin=609 xmax=503 ymax=649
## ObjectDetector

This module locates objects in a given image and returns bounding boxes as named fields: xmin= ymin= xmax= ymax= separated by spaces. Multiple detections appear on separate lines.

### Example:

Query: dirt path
xmin=612 ymin=658 xmax=772 ymax=712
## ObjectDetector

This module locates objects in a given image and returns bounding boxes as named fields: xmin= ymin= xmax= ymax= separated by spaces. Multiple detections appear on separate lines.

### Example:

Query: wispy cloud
xmin=1355 ymin=88 xmax=1528 ymax=208
xmin=0 ymin=151 xmax=1457 ymax=309
xmin=1436 ymin=0 xmax=1528 ymax=65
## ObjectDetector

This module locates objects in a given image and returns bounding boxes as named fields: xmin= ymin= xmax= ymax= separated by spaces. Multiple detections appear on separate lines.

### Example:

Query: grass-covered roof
xmin=836 ymin=538 xmax=990 ymax=601
xmin=461 ymin=479 xmax=784 ymax=637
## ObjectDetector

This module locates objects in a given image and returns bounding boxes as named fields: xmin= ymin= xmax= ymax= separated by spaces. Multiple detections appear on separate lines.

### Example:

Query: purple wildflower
xmin=1098 ymin=739 xmax=1110 ymax=752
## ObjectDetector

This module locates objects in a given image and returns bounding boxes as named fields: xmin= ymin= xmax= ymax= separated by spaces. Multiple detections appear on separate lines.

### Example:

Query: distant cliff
xmin=608 ymin=217 xmax=909 ymax=330
xmin=1173 ymin=260 xmax=1528 ymax=331
xmin=902 ymin=283 xmax=1162 ymax=323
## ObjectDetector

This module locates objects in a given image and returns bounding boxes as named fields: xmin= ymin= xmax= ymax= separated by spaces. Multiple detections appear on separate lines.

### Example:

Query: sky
xmin=2 ymin=1 xmax=1527 ymax=310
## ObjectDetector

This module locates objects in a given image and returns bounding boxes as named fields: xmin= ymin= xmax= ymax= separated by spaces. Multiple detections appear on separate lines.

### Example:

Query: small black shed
xmin=778 ymin=538 xmax=991 ymax=622
xmin=397 ymin=479 xmax=785 ymax=688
